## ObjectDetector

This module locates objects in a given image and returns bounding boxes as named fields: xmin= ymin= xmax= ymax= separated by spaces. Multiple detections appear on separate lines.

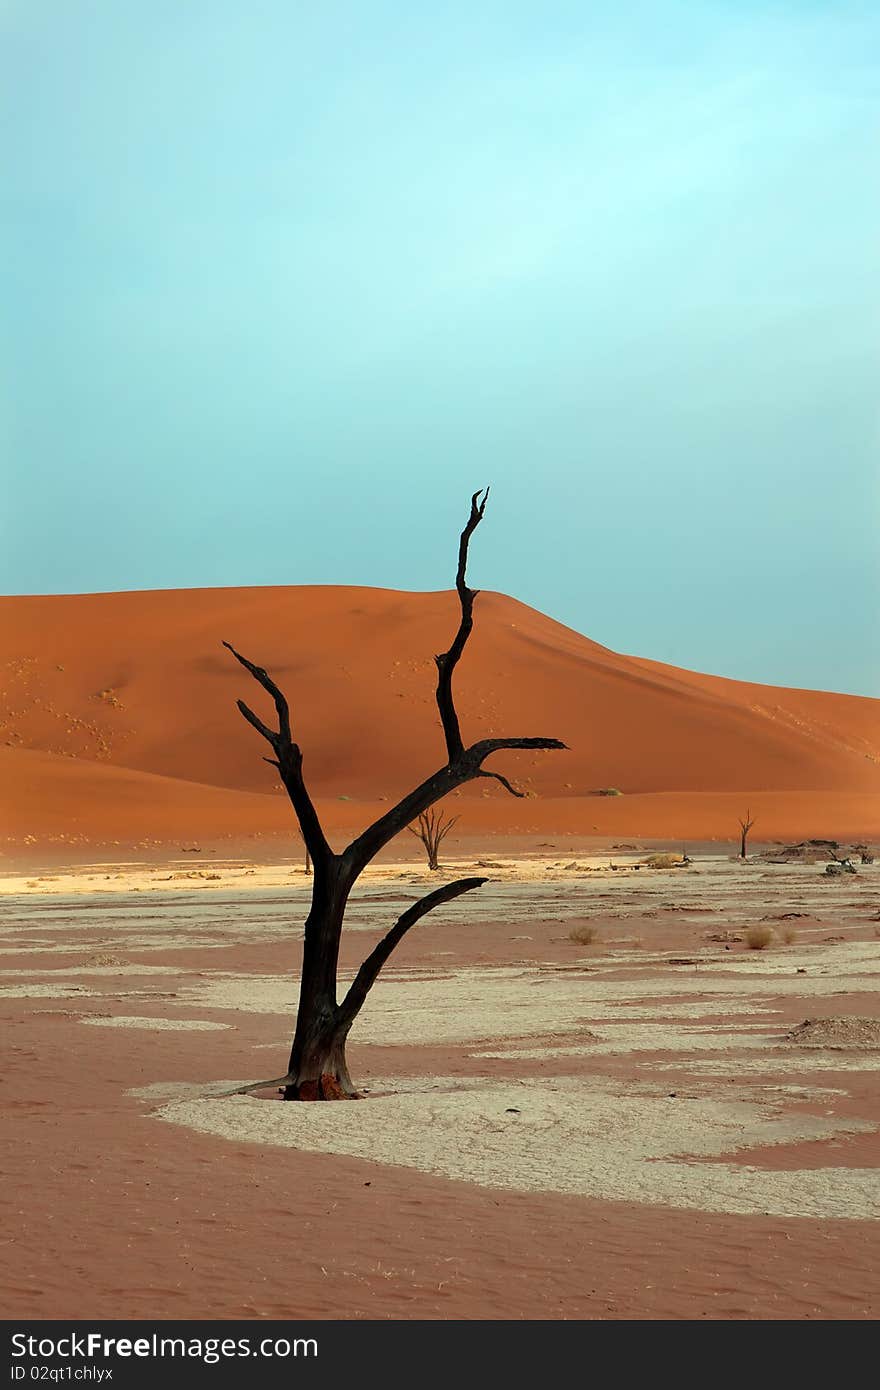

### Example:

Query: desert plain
xmin=2 ymin=584 xmax=879 ymax=1320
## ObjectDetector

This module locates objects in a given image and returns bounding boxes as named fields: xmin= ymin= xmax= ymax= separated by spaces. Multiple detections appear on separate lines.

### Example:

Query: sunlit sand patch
xmin=0 ymin=857 xmax=645 ymax=898
xmin=0 ymin=862 xmax=647 ymax=918
xmin=82 ymin=1016 xmax=231 ymax=1031
xmin=156 ymin=1077 xmax=880 ymax=1220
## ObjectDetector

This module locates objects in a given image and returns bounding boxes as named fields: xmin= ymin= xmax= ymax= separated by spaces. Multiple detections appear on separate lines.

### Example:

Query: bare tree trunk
xmin=225 ymin=490 xmax=566 ymax=1099
xmin=284 ymin=860 xmax=353 ymax=1098
xmin=407 ymin=808 xmax=458 ymax=870
xmin=739 ymin=810 xmax=755 ymax=859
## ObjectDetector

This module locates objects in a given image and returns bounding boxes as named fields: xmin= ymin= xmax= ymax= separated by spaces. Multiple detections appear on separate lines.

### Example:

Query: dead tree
xmin=225 ymin=489 xmax=565 ymax=1099
xmin=738 ymin=810 xmax=755 ymax=859
xmin=407 ymin=807 xmax=459 ymax=870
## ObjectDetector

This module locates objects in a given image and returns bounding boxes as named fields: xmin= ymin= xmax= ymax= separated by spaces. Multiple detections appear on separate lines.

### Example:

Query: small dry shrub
xmin=745 ymin=924 xmax=773 ymax=950
xmin=781 ymin=926 xmax=797 ymax=945
xmin=644 ymin=853 xmax=681 ymax=869
xmin=569 ymin=923 xmax=598 ymax=945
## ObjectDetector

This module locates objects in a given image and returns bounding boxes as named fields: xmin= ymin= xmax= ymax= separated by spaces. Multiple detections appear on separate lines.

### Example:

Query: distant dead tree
xmin=225 ymin=490 xmax=566 ymax=1099
xmin=738 ymin=810 xmax=755 ymax=859
xmin=408 ymin=807 xmax=459 ymax=870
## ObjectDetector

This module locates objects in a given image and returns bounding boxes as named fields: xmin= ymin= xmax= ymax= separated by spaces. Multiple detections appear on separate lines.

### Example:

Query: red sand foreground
xmin=2 ymin=848 xmax=879 ymax=1321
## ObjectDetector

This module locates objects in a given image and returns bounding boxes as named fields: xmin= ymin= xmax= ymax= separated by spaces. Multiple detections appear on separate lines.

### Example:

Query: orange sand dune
xmin=1 ymin=586 xmax=878 ymax=846
xmin=2 ymin=748 xmax=878 ymax=847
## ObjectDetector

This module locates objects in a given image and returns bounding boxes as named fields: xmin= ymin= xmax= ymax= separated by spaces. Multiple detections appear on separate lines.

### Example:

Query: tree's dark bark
xmin=226 ymin=490 xmax=566 ymax=1098
xmin=739 ymin=810 xmax=755 ymax=859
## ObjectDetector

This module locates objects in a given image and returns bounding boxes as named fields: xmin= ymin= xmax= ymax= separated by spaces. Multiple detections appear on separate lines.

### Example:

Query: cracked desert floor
xmin=2 ymin=843 xmax=879 ymax=1320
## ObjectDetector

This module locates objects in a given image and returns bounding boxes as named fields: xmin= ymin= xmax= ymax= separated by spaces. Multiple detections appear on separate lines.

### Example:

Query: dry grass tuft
xmin=568 ymin=923 xmax=598 ymax=946
xmin=643 ymin=853 xmax=682 ymax=869
xmin=745 ymin=924 xmax=774 ymax=950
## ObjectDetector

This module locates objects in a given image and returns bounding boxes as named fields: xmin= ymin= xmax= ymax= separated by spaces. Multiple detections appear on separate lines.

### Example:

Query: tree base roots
xmin=283 ymin=1073 xmax=360 ymax=1101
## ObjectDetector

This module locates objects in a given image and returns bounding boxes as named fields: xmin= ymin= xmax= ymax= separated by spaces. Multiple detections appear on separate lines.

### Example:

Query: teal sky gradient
xmin=3 ymin=2 xmax=878 ymax=694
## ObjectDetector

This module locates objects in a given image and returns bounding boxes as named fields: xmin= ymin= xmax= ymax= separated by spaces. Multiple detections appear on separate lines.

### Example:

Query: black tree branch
xmin=224 ymin=487 xmax=568 ymax=1098
xmin=223 ymin=641 xmax=292 ymax=744
xmin=434 ymin=488 xmax=488 ymax=761
xmin=224 ymin=640 xmax=331 ymax=865
xmin=342 ymin=495 xmax=567 ymax=875
xmin=235 ymin=698 xmax=278 ymax=748
xmin=478 ymin=769 xmax=523 ymax=799
xmin=469 ymin=736 xmax=568 ymax=760
xmin=405 ymin=809 xmax=459 ymax=843
xmin=336 ymin=877 xmax=487 ymax=1031
xmin=343 ymin=765 xmax=461 ymax=874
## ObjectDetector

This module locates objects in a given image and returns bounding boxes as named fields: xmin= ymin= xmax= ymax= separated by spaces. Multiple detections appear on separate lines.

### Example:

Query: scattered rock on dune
xmin=784 ymin=1017 xmax=880 ymax=1050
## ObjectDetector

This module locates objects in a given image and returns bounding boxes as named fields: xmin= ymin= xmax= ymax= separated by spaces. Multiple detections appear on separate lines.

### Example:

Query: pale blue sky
xmin=3 ymin=2 xmax=878 ymax=694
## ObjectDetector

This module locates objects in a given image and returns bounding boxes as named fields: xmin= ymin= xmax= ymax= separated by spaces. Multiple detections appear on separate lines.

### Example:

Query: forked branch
xmin=407 ymin=807 xmax=459 ymax=869
xmin=738 ymin=808 xmax=756 ymax=860
xmin=478 ymin=769 xmax=523 ymax=798
xmin=225 ymin=491 xmax=567 ymax=883
xmin=343 ymin=729 xmax=565 ymax=873
xmin=336 ymin=876 xmax=487 ymax=1030
xmin=223 ymin=639 xmax=331 ymax=866
xmin=434 ymin=488 xmax=488 ymax=760
xmin=344 ymin=495 xmax=566 ymax=871
xmin=224 ymin=490 xmax=569 ymax=1098
xmin=223 ymin=642 xmax=291 ymax=746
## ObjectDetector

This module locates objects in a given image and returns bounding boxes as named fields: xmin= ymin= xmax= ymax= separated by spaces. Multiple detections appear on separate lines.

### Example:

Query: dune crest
xmin=1 ymin=585 xmax=878 ymax=844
